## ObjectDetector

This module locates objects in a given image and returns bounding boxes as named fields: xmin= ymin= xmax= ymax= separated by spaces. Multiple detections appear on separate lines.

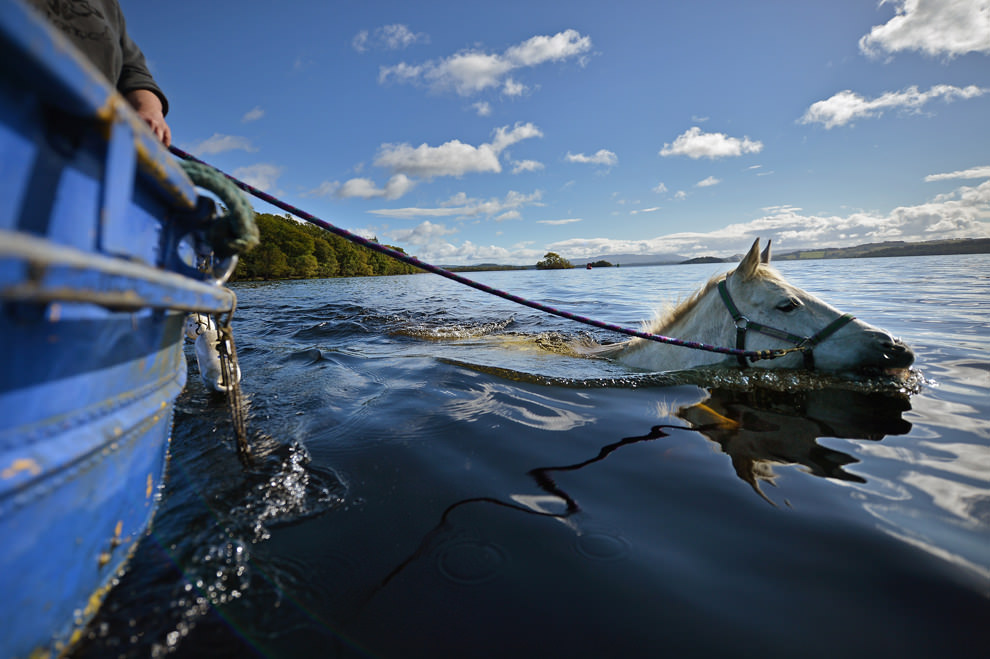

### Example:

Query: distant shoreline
xmin=445 ymin=237 xmax=990 ymax=272
xmin=772 ymin=237 xmax=990 ymax=261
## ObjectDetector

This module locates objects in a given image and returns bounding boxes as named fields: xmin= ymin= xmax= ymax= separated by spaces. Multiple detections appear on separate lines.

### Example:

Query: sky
xmin=122 ymin=0 xmax=990 ymax=264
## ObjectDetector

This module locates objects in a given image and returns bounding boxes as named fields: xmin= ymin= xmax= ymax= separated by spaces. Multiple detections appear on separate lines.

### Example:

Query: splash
xmin=392 ymin=317 xmax=515 ymax=341
xmin=136 ymin=440 xmax=346 ymax=656
xmin=230 ymin=439 xmax=346 ymax=542
xmin=670 ymin=365 xmax=927 ymax=395
xmin=439 ymin=355 xmax=924 ymax=396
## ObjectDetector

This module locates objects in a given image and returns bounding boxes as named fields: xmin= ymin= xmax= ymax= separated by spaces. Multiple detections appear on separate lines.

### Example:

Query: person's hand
xmin=125 ymin=89 xmax=171 ymax=146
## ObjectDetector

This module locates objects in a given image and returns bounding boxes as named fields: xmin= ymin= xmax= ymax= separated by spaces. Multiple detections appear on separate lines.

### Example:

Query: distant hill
xmin=680 ymin=256 xmax=731 ymax=264
xmin=774 ymin=237 xmax=990 ymax=260
xmin=679 ymin=238 xmax=990 ymax=265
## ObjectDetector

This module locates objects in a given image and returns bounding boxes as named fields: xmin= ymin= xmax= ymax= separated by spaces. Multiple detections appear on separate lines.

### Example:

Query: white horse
xmin=595 ymin=239 xmax=914 ymax=376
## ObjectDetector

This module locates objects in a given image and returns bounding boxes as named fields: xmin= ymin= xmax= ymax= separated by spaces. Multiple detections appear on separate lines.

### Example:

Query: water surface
xmin=75 ymin=254 xmax=990 ymax=658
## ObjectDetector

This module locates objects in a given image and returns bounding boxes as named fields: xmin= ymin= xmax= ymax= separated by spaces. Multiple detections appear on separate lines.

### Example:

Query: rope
xmin=215 ymin=307 xmax=252 ymax=466
xmin=170 ymin=146 xmax=797 ymax=364
xmin=179 ymin=159 xmax=259 ymax=258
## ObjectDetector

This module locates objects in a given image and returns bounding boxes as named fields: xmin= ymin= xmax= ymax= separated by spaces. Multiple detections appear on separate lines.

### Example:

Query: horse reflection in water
xmin=677 ymin=386 xmax=912 ymax=504
xmin=368 ymin=384 xmax=913 ymax=606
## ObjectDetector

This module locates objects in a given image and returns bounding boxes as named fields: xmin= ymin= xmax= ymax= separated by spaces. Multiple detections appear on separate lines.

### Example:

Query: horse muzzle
xmin=856 ymin=331 xmax=915 ymax=376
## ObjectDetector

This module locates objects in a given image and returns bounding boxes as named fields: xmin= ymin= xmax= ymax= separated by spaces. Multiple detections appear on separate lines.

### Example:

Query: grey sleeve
xmin=113 ymin=3 xmax=169 ymax=116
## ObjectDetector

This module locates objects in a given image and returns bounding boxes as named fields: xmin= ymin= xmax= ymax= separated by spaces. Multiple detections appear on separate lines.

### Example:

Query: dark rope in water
xmin=169 ymin=146 xmax=798 ymax=363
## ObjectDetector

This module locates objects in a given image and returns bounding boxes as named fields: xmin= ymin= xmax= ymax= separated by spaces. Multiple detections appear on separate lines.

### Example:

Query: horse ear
xmin=733 ymin=238 xmax=762 ymax=280
xmin=761 ymin=239 xmax=771 ymax=264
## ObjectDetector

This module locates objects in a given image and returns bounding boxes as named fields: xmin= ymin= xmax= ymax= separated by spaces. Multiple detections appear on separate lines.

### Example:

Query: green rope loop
xmin=179 ymin=160 xmax=259 ymax=258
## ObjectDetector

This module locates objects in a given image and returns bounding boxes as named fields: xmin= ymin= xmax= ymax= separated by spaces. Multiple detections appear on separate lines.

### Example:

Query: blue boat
xmin=0 ymin=2 xmax=249 ymax=656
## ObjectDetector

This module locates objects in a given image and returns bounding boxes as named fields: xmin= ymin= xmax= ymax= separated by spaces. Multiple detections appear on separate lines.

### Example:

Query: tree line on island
xmin=232 ymin=213 xmax=422 ymax=281
xmin=536 ymin=253 xmax=614 ymax=269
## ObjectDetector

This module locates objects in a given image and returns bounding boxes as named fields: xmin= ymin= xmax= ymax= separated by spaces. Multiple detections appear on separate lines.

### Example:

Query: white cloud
xmin=375 ymin=140 xmax=500 ymax=178
xmin=304 ymin=181 xmax=339 ymax=197
xmin=440 ymin=192 xmax=472 ymax=207
xmin=630 ymin=207 xmax=661 ymax=215
xmin=369 ymin=206 xmax=464 ymax=220
xmin=381 ymin=225 xmax=539 ymax=264
xmin=512 ymin=159 xmax=545 ymax=174
xmin=538 ymin=218 xmax=583 ymax=225
xmin=502 ymin=78 xmax=526 ymax=96
xmin=504 ymin=30 xmax=593 ymax=66
xmin=232 ymin=163 xmax=282 ymax=192
xmin=384 ymin=220 xmax=457 ymax=245
xmin=566 ymin=149 xmax=618 ymax=167
xmin=659 ymin=127 xmax=763 ymax=159
xmin=241 ymin=106 xmax=264 ymax=123
xmin=472 ymin=101 xmax=492 ymax=116
xmin=860 ymin=0 xmax=990 ymax=58
xmin=491 ymin=122 xmax=544 ymax=151
xmin=801 ymin=84 xmax=988 ymax=128
xmin=494 ymin=210 xmax=521 ymax=222
xmin=653 ymin=182 xmax=668 ymax=194
xmin=379 ymin=29 xmax=591 ymax=97
xmin=373 ymin=122 xmax=542 ymax=178
xmin=352 ymin=30 xmax=369 ymax=52
xmin=379 ymin=180 xmax=990 ymax=265
xmin=370 ymin=189 xmax=543 ymax=220
xmin=696 ymin=176 xmax=721 ymax=187
xmin=336 ymin=174 xmax=416 ymax=200
xmin=353 ymin=24 xmax=429 ymax=53
xmin=187 ymin=133 xmax=256 ymax=155
xmin=925 ymin=165 xmax=990 ymax=181
xmin=545 ymin=179 xmax=990 ymax=259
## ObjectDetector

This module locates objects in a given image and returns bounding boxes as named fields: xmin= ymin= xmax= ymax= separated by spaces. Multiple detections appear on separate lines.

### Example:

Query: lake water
xmin=74 ymin=254 xmax=990 ymax=658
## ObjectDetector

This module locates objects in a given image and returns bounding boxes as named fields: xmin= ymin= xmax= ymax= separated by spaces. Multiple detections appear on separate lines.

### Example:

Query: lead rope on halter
xmin=716 ymin=279 xmax=855 ymax=369
xmin=169 ymin=146 xmax=808 ymax=366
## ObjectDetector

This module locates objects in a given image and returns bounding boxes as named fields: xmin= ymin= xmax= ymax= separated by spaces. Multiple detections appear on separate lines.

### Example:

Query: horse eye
xmin=776 ymin=298 xmax=802 ymax=312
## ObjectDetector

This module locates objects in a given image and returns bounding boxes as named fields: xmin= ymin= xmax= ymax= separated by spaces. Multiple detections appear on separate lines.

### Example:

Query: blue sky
xmin=124 ymin=0 xmax=990 ymax=264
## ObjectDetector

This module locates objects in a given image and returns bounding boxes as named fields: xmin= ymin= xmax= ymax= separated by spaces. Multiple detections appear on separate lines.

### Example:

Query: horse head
xmin=608 ymin=238 xmax=914 ymax=375
xmin=716 ymin=238 xmax=914 ymax=375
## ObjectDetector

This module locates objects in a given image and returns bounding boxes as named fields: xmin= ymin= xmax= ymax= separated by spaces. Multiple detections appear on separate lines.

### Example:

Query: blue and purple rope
xmin=170 ymin=146 xmax=796 ymax=363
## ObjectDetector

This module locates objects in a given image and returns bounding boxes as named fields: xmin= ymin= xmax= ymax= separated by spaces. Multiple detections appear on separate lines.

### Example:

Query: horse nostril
xmin=885 ymin=340 xmax=915 ymax=367
xmin=865 ymin=331 xmax=915 ymax=367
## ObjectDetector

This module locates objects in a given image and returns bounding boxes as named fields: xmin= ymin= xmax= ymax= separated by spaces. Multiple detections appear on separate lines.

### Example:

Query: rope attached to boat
xmin=179 ymin=158 xmax=256 ymax=463
xmin=179 ymin=160 xmax=260 ymax=258
xmin=169 ymin=146 xmax=801 ymax=364
xmin=214 ymin=307 xmax=252 ymax=465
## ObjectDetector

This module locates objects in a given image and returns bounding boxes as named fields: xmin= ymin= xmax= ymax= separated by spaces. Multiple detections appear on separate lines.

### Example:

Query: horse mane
xmin=646 ymin=264 xmax=784 ymax=334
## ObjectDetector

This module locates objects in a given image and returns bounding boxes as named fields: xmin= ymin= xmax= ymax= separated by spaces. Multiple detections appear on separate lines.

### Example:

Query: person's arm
xmin=125 ymin=88 xmax=171 ymax=146
xmin=114 ymin=2 xmax=171 ymax=145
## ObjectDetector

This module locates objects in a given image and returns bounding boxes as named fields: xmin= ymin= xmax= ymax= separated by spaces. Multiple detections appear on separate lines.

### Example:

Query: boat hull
xmin=0 ymin=319 xmax=185 ymax=656
xmin=0 ymin=1 xmax=237 ymax=655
